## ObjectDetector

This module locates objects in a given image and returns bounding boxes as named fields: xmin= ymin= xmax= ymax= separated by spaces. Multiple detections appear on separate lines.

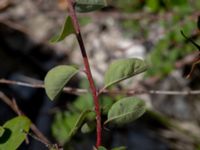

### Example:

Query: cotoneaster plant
xmin=44 ymin=0 xmax=148 ymax=149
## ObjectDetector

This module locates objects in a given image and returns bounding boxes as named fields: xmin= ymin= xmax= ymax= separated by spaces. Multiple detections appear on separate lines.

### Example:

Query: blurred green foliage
xmin=113 ymin=0 xmax=199 ymax=12
xmin=52 ymin=111 xmax=80 ymax=144
xmin=112 ymin=0 xmax=200 ymax=77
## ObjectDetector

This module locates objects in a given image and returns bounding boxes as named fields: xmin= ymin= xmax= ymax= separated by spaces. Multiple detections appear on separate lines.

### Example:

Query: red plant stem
xmin=66 ymin=0 xmax=102 ymax=147
xmin=76 ymin=33 xmax=102 ymax=147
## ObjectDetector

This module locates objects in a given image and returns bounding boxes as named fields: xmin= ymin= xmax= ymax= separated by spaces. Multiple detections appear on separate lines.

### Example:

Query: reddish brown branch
xmin=66 ymin=0 xmax=102 ymax=147
xmin=76 ymin=32 xmax=102 ymax=147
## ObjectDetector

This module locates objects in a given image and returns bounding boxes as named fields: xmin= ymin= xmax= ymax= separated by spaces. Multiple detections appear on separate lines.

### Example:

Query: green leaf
xmin=0 ymin=116 xmax=31 ymax=150
xmin=50 ymin=16 xmax=75 ymax=43
xmin=75 ymin=0 xmax=107 ymax=12
xmin=111 ymin=146 xmax=127 ymax=150
xmin=72 ymin=94 xmax=113 ymax=114
xmin=71 ymin=94 xmax=96 ymax=120
xmin=105 ymin=97 xmax=146 ymax=125
xmin=52 ymin=112 xmax=79 ymax=144
xmin=44 ymin=65 xmax=78 ymax=100
xmin=0 ymin=126 xmax=5 ymax=137
xmin=72 ymin=94 xmax=93 ymax=111
xmin=52 ymin=110 xmax=91 ymax=144
xmin=104 ymin=58 xmax=147 ymax=89
xmin=68 ymin=110 xmax=91 ymax=139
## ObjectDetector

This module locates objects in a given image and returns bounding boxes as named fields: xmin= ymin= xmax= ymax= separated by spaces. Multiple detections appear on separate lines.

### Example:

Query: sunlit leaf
xmin=104 ymin=58 xmax=147 ymax=89
xmin=75 ymin=0 xmax=107 ymax=12
xmin=50 ymin=16 xmax=75 ymax=43
xmin=0 ymin=116 xmax=31 ymax=150
xmin=44 ymin=65 xmax=78 ymax=100
xmin=105 ymin=97 xmax=146 ymax=125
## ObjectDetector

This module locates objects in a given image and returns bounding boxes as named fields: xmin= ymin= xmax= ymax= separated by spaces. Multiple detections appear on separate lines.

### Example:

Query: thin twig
xmin=0 ymin=78 xmax=87 ymax=95
xmin=148 ymin=90 xmax=200 ymax=95
xmin=12 ymin=98 xmax=23 ymax=115
xmin=101 ymin=89 xmax=200 ymax=96
xmin=0 ymin=91 xmax=61 ymax=150
xmin=23 ymin=131 xmax=48 ymax=147
xmin=23 ymin=131 xmax=62 ymax=150
xmin=1 ymin=78 xmax=200 ymax=96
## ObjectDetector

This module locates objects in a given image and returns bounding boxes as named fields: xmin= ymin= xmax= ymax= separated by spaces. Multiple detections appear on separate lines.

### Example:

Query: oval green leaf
xmin=104 ymin=58 xmax=147 ymax=89
xmin=44 ymin=65 xmax=78 ymax=100
xmin=0 ymin=116 xmax=31 ymax=150
xmin=50 ymin=16 xmax=75 ymax=43
xmin=75 ymin=0 xmax=107 ymax=12
xmin=105 ymin=97 xmax=146 ymax=125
